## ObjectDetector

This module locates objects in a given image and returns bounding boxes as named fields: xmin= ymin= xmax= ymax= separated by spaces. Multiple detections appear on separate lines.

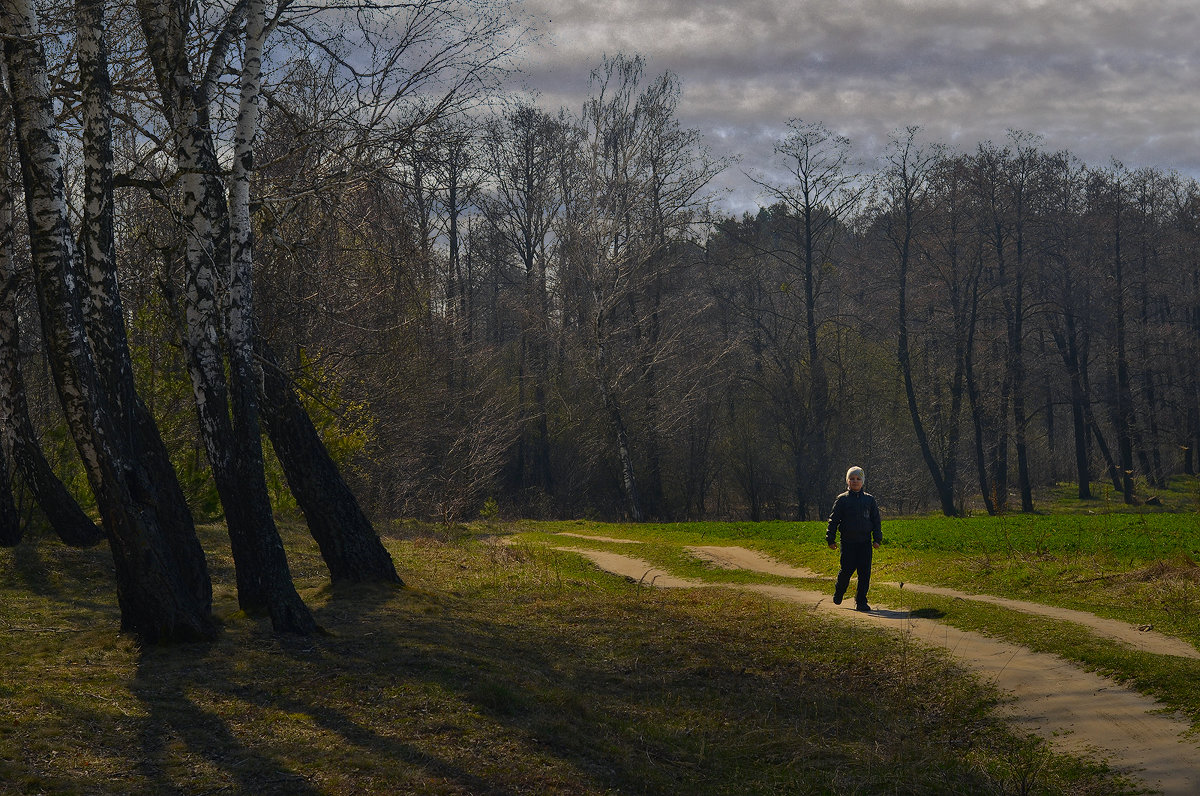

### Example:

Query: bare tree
xmin=553 ymin=55 xmax=726 ymax=520
xmin=877 ymin=128 xmax=961 ymax=515
xmin=480 ymin=102 xmax=563 ymax=497
xmin=1091 ymin=163 xmax=1138 ymax=503
xmin=749 ymin=120 xmax=866 ymax=517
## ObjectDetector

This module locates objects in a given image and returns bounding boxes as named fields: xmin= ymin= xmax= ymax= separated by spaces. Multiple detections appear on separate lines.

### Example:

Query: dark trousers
xmin=834 ymin=541 xmax=873 ymax=604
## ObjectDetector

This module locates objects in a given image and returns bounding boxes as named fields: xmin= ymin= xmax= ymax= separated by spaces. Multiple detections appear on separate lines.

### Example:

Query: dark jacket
xmin=825 ymin=489 xmax=882 ymax=545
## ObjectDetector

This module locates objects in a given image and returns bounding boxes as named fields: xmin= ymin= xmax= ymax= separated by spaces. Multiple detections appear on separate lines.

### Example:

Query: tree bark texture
xmin=2 ymin=0 xmax=213 ymax=641
xmin=0 ymin=100 xmax=103 ymax=546
xmin=257 ymin=337 xmax=401 ymax=584
xmin=136 ymin=0 xmax=315 ymax=633
xmin=77 ymin=0 xmax=205 ymax=569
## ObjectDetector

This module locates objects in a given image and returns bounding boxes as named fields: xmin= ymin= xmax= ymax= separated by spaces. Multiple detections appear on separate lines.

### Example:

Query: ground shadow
xmin=132 ymin=640 xmax=323 ymax=796
xmin=4 ymin=532 xmax=116 ymax=613
xmin=907 ymin=607 xmax=947 ymax=619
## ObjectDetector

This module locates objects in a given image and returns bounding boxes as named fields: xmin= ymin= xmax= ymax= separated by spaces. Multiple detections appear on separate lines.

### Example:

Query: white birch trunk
xmin=0 ymin=72 xmax=103 ymax=546
xmin=2 ymin=0 xmax=104 ymax=481
xmin=228 ymin=0 xmax=264 ymax=363
xmin=137 ymin=0 xmax=316 ymax=634
xmin=0 ymin=0 xmax=213 ymax=639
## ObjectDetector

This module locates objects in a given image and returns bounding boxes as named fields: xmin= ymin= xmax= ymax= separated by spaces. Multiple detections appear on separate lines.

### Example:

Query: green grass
xmin=513 ymin=493 xmax=1200 ymax=731
xmin=0 ymin=520 xmax=1138 ymax=794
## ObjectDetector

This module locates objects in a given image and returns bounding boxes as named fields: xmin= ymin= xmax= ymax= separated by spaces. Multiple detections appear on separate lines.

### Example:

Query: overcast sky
xmin=512 ymin=0 xmax=1200 ymax=213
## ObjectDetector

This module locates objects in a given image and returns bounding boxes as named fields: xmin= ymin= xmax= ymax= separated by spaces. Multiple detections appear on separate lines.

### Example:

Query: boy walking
xmin=826 ymin=466 xmax=882 ymax=612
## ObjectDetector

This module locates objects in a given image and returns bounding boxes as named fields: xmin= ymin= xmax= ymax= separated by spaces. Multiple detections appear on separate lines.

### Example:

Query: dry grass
xmin=0 ymin=522 xmax=1134 ymax=795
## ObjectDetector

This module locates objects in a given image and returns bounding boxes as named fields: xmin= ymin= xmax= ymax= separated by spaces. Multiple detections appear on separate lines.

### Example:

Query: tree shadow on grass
xmin=243 ymin=584 xmax=977 ymax=794
xmin=132 ymin=640 xmax=323 ymax=796
xmin=13 ymin=567 xmax=1045 ymax=796
xmin=4 ymin=533 xmax=116 ymax=614
xmin=129 ymin=605 xmax=514 ymax=795
xmin=262 ymin=608 xmax=633 ymax=792
xmin=253 ymin=684 xmax=508 ymax=795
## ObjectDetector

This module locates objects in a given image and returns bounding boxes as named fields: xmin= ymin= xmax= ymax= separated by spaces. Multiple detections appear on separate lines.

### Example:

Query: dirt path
xmin=683 ymin=545 xmax=1199 ymax=660
xmin=687 ymin=545 xmax=822 ymax=579
xmin=554 ymin=545 xmax=1200 ymax=795
xmin=553 ymin=533 xmax=645 ymax=544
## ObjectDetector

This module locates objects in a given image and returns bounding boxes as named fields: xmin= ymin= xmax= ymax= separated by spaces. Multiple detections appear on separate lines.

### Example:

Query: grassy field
xmin=512 ymin=479 xmax=1200 ymax=731
xmin=0 ymin=512 xmax=1150 ymax=795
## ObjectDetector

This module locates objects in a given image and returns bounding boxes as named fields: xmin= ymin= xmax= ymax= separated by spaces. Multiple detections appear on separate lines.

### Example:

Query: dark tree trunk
xmin=0 ymin=447 xmax=17 ymax=545
xmin=227 ymin=348 xmax=319 ymax=632
xmin=1009 ymin=203 xmax=1034 ymax=513
xmin=1110 ymin=205 xmax=1136 ymax=504
xmin=257 ymin=338 xmax=401 ymax=585
xmin=1137 ymin=356 xmax=1164 ymax=488
xmin=897 ymin=233 xmax=957 ymax=516
xmin=994 ymin=341 xmax=1011 ymax=512
xmin=963 ymin=265 xmax=995 ymax=515
xmin=1050 ymin=322 xmax=1093 ymax=499
xmin=1069 ymin=393 xmax=1091 ymax=498
xmin=4 ymin=382 xmax=104 ymax=545
xmin=1009 ymin=279 xmax=1034 ymax=512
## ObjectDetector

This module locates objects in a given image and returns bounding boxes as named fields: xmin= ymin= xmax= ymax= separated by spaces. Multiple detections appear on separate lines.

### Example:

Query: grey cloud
xmin=513 ymin=0 xmax=1200 ymax=210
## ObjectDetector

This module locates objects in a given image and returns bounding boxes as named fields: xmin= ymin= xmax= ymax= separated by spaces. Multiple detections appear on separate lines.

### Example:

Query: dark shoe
xmin=833 ymin=593 xmax=843 ymax=605
xmin=855 ymin=602 xmax=872 ymax=612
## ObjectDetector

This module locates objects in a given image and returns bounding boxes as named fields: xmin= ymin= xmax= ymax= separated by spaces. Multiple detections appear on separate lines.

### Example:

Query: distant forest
xmin=6 ymin=14 xmax=1198 ymax=548
xmin=233 ymin=53 xmax=1193 ymax=524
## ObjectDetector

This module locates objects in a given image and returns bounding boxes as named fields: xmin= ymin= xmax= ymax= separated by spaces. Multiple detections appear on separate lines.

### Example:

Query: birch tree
xmin=136 ymin=0 xmax=317 ymax=633
xmin=566 ymin=56 xmax=662 ymax=520
xmin=1 ymin=0 xmax=213 ymax=641
xmin=559 ymin=55 xmax=723 ymax=520
xmin=0 ymin=70 xmax=103 ymax=547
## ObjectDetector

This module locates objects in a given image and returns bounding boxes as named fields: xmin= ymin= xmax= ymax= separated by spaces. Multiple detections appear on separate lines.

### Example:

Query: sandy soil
xmin=550 ymin=549 xmax=693 ymax=587
xmin=686 ymin=546 xmax=822 ymax=579
xmin=890 ymin=582 xmax=1200 ymax=659
xmin=554 ymin=533 xmax=645 ymax=544
xmin=559 ymin=546 xmax=1200 ymax=795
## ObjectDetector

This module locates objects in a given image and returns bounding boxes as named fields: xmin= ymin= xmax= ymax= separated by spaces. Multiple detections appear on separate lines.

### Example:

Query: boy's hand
xmin=827 ymin=543 xmax=837 ymax=551
xmin=873 ymin=542 xmax=880 ymax=549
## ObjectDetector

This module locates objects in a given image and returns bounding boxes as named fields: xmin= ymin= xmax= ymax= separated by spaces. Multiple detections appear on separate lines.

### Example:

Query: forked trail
xmin=686 ymin=544 xmax=1200 ymax=659
xmin=550 ymin=538 xmax=1200 ymax=795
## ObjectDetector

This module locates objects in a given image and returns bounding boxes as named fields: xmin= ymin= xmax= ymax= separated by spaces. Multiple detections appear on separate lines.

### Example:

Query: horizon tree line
xmin=329 ymin=85 xmax=1199 ymax=524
